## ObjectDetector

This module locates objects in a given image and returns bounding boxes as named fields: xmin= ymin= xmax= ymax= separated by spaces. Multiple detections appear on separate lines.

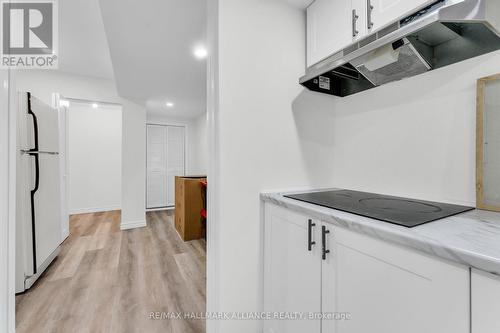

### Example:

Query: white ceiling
xmin=99 ymin=0 xmax=208 ymax=119
xmin=58 ymin=0 xmax=114 ymax=80
xmin=57 ymin=0 xmax=308 ymax=118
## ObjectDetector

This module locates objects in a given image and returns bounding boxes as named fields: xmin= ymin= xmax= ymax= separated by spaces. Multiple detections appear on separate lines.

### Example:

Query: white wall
xmin=190 ymin=113 xmax=208 ymax=175
xmin=213 ymin=0 xmax=500 ymax=332
xmin=68 ymin=102 xmax=122 ymax=214
xmin=15 ymin=70 xmax=120 ymax=106
xmin=293 ymin=52 xmax=500 ymax=206
xmin=121 ymin=100 xmax=147 ymax=229
xmin=215 ymin=1 xmax=313 ymax=331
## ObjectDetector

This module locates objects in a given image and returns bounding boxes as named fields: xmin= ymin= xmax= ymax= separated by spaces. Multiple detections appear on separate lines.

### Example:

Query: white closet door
xmin=166 ymin=126 xmax=185 ymax=206
xmin=146 ymin=125 xmax=167 ymax=208
xmin=146 ymin=125 xmax=185 ymax=209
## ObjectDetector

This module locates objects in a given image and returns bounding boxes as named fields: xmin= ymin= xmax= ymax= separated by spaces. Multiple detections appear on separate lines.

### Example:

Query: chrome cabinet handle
xmin=322 ymin=226 xmax=330 ymax=260
xmin=367 ymin=0 xmax=374 ymax=30
xmin=352 ymin=9 xmax=359 ymax=37
xmin=308 ymin=219 xmax=316 ymax=251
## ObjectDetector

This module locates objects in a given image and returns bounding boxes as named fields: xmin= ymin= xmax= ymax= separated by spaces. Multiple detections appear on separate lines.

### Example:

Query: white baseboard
xmin=61 ymin=228 xmax=69 ymax=243
xmin=146 ymin=206 xmax=175 ymax=212
xmin=120 ymin=219 xmax=147 ymax=230
xmin=69 ymin=205 xmax=121 ymax=215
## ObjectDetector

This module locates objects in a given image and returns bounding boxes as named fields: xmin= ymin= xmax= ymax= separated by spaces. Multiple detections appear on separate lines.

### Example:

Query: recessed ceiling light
xmin=166 ymin=102 xmax=174 ymax=108
xmin=194 ymin=46 xmax=207 ymax=59
xmin=92 ymin=103 xmax=98 ymax=109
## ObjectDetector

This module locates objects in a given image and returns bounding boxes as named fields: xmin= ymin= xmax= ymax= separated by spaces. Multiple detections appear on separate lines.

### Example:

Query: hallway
xmin=16 ymin=211 xmax=206 ymax=333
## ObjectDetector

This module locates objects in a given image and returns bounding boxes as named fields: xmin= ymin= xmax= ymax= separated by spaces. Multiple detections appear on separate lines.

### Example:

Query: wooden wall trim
xmin=476 ymin=73 xmax=500 ymax=212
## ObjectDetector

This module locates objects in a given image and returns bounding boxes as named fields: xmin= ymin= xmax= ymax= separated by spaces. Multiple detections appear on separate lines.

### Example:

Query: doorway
xmin=58 ymin=98 xmax=123 ymax=239
xmin=66 ymin=99 xmax=122 ymax=215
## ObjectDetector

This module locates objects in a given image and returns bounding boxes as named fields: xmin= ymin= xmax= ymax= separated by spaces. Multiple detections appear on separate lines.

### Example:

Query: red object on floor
xmin=199 ymin=179 xmax=207 ymax=240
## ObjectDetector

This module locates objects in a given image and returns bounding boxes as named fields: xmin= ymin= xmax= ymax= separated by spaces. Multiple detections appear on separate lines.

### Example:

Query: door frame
xmin=56 ymin=95 xmax=123 ymax=238
xmin=206 ymin=0 xmax=220 ymax=331
xmin=145 ymin=122 xmax=188 ymax=211
xmin=2 ymin=68 xmax=16 ymax=333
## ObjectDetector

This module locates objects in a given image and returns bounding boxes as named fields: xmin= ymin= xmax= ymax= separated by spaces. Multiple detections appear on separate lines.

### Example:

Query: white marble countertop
xmin=261 ymin=189 xmax=500 ymax=276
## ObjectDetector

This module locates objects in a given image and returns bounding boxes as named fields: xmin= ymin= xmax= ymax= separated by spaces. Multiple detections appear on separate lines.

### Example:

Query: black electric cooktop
xmin=284 ymin=189 xmax=474 ymax=227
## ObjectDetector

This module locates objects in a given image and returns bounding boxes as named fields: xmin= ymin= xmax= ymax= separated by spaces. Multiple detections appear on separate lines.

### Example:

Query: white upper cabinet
xmin=368 ymin=0 xmax=436 ymax=33
xmin=306 ymin=0 xmax=437 ymax=68
xmin=351 ymin=0 xmax=368 ymax=41
xmin=307 ymin=0 xmax=352 ymax=67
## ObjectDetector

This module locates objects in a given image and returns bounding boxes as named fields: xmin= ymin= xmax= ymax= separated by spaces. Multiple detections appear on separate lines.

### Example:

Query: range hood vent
xmin=300 ymin=0 xmax=500 ymax=97
xmin=351 ymin=38 xmax=432 ymax=86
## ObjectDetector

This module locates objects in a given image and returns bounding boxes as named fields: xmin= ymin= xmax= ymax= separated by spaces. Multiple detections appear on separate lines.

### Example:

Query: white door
xmin=327 ymin=226 xmax=469 ymax=333
xmin=307 ymin=0 xmax=352 ymax=67
xmin=369 ymin=0 xmax=435 ymax=33
xmin=165 ymin=126 xmax=185 ymax=207
xmin=263 ymin=203 xmax=322 ymax=333
xmin=147 ymin=125 xmax=168 ymax=208
xmin=146 ymin=125 xmax=185 ymax=209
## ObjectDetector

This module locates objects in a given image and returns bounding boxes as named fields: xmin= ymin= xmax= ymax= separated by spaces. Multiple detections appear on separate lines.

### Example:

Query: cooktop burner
xmin=284 ymin=189 xmax=474 ymax=227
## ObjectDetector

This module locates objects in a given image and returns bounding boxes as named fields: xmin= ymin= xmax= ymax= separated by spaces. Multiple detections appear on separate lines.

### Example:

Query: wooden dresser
xmin=174 ymin=176 xmax=206 ymax=241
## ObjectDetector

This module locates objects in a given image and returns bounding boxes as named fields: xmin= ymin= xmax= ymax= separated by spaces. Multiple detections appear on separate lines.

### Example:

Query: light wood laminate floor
xmin=16 ymin=210 xmax=206 ymax=333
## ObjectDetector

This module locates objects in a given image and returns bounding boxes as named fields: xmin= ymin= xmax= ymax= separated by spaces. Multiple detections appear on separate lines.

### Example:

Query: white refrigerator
xmin=15 ymin=92 xmax=62 ymax=293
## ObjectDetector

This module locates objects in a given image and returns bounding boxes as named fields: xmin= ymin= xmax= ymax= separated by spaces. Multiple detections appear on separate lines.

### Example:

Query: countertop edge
xmin=260 ymin=192 xmax=500 ymax=277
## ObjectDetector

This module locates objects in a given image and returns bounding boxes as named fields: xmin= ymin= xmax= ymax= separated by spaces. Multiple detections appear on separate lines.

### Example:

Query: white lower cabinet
xmin=472 ymin=269 xmax=500 ymax=333
xmin=264 ymin=203 xmax=470 ymax=333
xmin=263 ymin=204 xmax=322 ymax=333
xmin=326 ymin=227 xmax=469 ymax=333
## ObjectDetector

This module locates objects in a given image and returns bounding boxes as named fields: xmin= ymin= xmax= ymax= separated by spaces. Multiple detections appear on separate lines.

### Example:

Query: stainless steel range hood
xmin=300 ymin=0 xmax=500 ymax=97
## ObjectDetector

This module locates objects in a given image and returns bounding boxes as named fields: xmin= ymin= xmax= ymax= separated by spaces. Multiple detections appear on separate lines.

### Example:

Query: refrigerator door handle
xmin=27 ymin=92 xmax=40 ymax=274
xmin=21 ymin=150 xmax=59 ymax=155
